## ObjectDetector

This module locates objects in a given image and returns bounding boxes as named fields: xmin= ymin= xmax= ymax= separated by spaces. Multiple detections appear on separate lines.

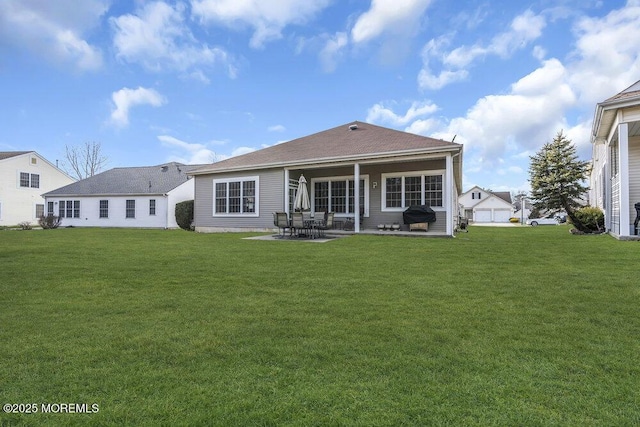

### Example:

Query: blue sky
xmin=2 ymin=0 xmax=640 ymax=194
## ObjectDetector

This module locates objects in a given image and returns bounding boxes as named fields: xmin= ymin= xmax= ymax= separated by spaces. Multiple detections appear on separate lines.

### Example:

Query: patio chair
xmin=273 ymin=212 xmax=292 ymax=238
xmin=316 ymin=212 xmax=334 ymax=238
xmin=291 ymin=212 xmax=307 ymax=238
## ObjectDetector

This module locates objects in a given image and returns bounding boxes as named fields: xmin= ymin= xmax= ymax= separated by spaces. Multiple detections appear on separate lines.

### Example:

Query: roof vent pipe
xmin=349 ymin=124 xmax=358 ymax=131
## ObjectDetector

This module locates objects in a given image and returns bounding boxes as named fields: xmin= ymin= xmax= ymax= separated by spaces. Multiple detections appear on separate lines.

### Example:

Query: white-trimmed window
xmin=126 ymin=200 xmax=135 ymax=218
xmin=58 ymin=200 xmax=80 ymax=218
xmin=19 ymin=172 xmax=39 ymax=188
xmin=99 ymin=200 xmax=109 ymax=218
xmin=381 ymin=171 xmax=444 ymax=211
xmin=47 ymin=202 xmax=54 ymax=216
xmin=149 ymin=199 xmax=156 ymax=216
xmin=213 ymin=176 xmax=259 ymax=216
xmin=311 ymin=175 xmax=369 ymax=216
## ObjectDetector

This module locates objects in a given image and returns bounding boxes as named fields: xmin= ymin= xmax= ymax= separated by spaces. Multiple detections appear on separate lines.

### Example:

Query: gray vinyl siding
xmin=194 ymin=157 xmax=451 ymax=233
xmin=363 ymin=159 xmax=446 ymax=232
xmin=629 ymin=136 xmax=640 ymax=227
xmin=302 ymin=159 xmax=446 ymax=232
xmin=194 ymin=168 xmax=284 ymax=230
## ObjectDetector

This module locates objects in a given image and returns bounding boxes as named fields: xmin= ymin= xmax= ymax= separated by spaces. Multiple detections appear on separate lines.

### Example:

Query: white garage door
xmin=493 ymin=209 xmax=512 ymax=223
xmin=475 ymin=209 xmax=492 ymax=222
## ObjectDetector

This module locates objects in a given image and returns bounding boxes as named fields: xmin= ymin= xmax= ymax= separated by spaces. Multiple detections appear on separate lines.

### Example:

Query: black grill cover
xmin=403 ymin=205 xmax=436 ymax=224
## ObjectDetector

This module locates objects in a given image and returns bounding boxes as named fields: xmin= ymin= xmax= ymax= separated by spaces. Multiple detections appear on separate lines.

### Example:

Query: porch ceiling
xmin=594 ymin=109 xmax=640 ymax=140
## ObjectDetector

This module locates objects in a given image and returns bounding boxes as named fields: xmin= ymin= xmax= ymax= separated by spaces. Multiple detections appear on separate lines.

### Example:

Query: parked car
xmin=526 ymin=214 xmax=560 ymax=226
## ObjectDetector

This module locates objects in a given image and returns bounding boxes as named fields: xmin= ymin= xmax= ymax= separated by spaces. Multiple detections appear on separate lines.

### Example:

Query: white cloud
xmin=109 ymin=87 xmax=167 ymax=128
xmin=268 ymin=125 xmax=286 ymax=132
xmin=351 ymin=0 xmax=432 ymax=44
xmin=419 ymin=9 xmax=546 ymax=90
xmin=0 ymin=0 xmax=106 ymax=70
xmin=376 ymin=59 xmax=577 ymax=170
xmin=350 ymin=0 xmax=433 ymax=65
xmin=567 ymin=1 xmax=640 ymax=106
xmin=160 ymin=134 xmax=258 ymax=164
xmin=191 ymin=0 xmax=331 ymax=49
xmin=446 ymin=59 xmax=575 ymax=161
xmin=159 ymin=135 xmax=223 ymax=164
xmin=367 ymin=100 xmax=439 ymax=126
xmin=319 ymin=32 xmax=348 ymax=73
xmin=111 ymin=1 xmax=236 ymax=79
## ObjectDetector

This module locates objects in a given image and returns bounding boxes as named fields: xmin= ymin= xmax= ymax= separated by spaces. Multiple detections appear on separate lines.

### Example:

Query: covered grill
xmin=403 ymin=205 xmax=436 ymax=231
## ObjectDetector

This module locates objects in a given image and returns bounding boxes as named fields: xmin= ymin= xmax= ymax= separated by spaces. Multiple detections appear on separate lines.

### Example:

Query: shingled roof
xmin=0 ymin=151 xmax=33 ymax=161
xmin=191 ymin=121 xmax=461 ymax=175
xmin=603 ymin=80 xmax=640 ymax=103
xmin=43 ymin=162 xmax=204 ymax=196
xmin=493 ymin=191 xmax=513 ymax=204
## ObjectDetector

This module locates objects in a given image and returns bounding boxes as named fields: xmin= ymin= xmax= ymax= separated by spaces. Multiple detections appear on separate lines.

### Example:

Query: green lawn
xmin=1 ymin=226 xmax=638 ymax=426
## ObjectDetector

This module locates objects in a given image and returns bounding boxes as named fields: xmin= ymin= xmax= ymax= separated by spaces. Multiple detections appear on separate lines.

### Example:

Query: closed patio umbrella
xmin=294 ymin=174 xmax=310 ymax=211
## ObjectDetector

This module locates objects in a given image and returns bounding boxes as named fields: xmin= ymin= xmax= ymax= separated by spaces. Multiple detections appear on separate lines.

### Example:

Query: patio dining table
xmin=303 ymin=218 xmax=325 ymax=239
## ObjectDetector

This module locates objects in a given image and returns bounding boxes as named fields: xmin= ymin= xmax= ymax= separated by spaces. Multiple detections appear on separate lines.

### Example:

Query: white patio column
xmin=445 ymin=153 xmax=454 ymax=236
xmin=354 ymin=163 xmax=360 ymax=233
xmin=604 ymin=157 xmax=611 ymax=231
xmin=284 ymin=168 xmax=290 ymax=214
xmin=619 ymin=122 xmax=630 ymax=236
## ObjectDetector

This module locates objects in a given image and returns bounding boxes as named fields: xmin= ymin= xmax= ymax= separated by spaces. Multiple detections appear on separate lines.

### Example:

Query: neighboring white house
xmin=0 ymin=151 xmax=75 ymax=226
xmin=43 ymin=162 xmax=203 ymax=228
xmin=459 ymin=186 xmax=513 ymax=223
xmin=590 ymin=80 xmax=640 ymax=238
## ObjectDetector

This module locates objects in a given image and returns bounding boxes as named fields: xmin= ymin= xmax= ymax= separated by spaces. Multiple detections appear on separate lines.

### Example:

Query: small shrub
xmin=570 ymin=206 xmax=604 ymax=233
xmin=18 ymin=221 xmax=33 ymax=230
xmin=38 ymin=215 xmax=62 ymax=229
xmin=175 ymin=200 xmax=194 ymax=231
xmin=509 ymin=217 xmax=519 ymax=223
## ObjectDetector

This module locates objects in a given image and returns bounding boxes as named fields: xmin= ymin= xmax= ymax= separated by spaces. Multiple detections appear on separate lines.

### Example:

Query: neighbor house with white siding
xmin=459 ymin=186 xmax=513 ymax=223
xmin=0 ymin=151 xmax=75 ymax=226
xmin=189 ymin=121 xmax=463 ymax=236
xmin=589 ymin=80 xmax=640 ymax=239
xmin=43 ymin=162 xmax=202 ymax=228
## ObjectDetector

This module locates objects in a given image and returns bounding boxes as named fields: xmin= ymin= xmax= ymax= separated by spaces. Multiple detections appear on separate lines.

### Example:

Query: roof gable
xmin=43 ymin=162 xmax=204 ymax=196
xmin=474 ymin=194 xmax=513 ymax=209
xmin=191 ymin=121 xmax=461 ymax=174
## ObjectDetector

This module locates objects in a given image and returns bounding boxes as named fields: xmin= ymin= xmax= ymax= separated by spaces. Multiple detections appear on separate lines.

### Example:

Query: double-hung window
xmin=149 ymin=199 xmax=156 ymax=216
xmin=99 ymin=200 xmax=109 ymax=218
xmin=213 ymin=176 xmax=259 ymax=216
xmin=312 ymin=176 xmax=368 ymax=216
xmin=126 ymin=200 xmax=136 ymax=218
xmin=58 ymin=200 xmax=80 ymax=218
xmin=381 ymin=172 xmax=444 ymax=211
xmin=19 ymin=173 xmax=40 ymax=188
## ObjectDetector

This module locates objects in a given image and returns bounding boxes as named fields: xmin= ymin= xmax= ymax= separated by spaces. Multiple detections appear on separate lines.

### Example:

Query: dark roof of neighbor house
xmin=493 ymin=191 xmax=512 ymax=204
xmin=191 ymin=121 xmax=461 ymax=175
xmin=43 ymin=162 xmax=204 ymax=196
xmin=0 ymin=151 xmax=33 ymax=161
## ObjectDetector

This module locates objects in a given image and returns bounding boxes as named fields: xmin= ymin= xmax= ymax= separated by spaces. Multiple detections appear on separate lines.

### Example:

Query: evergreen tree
xmin=528 ymin=130 xmax=590 ymax=231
